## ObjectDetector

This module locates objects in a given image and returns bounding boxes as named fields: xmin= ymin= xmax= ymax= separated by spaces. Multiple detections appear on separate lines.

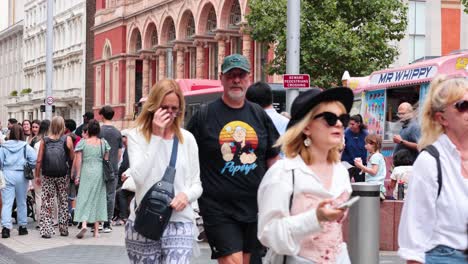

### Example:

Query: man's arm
xmin=401 ymin=140 xmax=418 ymax=151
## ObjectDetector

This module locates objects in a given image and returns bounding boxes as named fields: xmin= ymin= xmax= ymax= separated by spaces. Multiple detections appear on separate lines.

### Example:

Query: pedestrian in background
xmin=72 ymin=119 xmax=110 ymax=238
xmin=75 ymin=112 xmax=94 ymax=138
xmin=0 ymin=124 xmax=37 ymax=238
xmin=31 ymin=119 xmax=51 ymax=227
xmin=341 ymin=114 xmax=368 ymax=182
xmin=22 ymin=120 xmax=32 ymax=144
xmin=258 ymin=87 xmax=354 ymax=263
xmin=398 ymin=75 xmax=468 ymax=264
xmin=354 ymin=133 xmax=387 ymax=200
xmin=393 ymin=102 xmax=421 ymax=164
xmin=35 ymin=116 xmax=74 ymax=238
xmin=99 ymin=105 xmax=123 ymax=233
xmin=125 ymin=79 xmax=202 ymax=263
xmin=246 ymin=81 xmax=289 ymax=135
xmin=187 ymin=54 xmax=279 ymax=264
xmin=30 ymin=120 xmax=41 ymax=147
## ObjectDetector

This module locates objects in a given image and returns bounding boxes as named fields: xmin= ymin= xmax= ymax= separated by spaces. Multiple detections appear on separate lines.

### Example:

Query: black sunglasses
xmin=454 ymin=100 xmax=468 ymax=113
xmin=313 ymin=112 xmax=350 ymax=127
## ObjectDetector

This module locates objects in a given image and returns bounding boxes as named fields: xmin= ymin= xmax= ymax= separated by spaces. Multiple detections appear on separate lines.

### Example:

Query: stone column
xmin=142 ymin=56 xmax=150 ymax=97
xmin=157 ymin=49 xmax=166 ymax=80
xmin=125 ymin=59 xmax=136 ymax=119
xmin=174 ymin=45 xmax=186 ymax=80
xmin=215 ymin=34 xmax=227 ymax=75
xmin=242 ymin=33 xmax=252 ymax=64
xmin=194 ymin=40 xmax=206 ymax=79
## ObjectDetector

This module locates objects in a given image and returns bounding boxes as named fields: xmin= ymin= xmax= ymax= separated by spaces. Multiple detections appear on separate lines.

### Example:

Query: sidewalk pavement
xmin=0 ymin=222 xmax=404 ymax=264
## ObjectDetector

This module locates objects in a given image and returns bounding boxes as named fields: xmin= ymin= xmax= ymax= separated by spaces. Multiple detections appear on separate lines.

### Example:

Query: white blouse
xmin=398 ymin=134 xmax=468 ymax=263
xmin=257 ymin=156 xmax=352 ymax=263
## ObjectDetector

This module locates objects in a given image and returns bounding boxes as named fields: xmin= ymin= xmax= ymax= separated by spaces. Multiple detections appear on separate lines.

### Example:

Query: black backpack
xmin=42 ymin=135 xmax=69 ymax=177
xmin=422 ymin=145 xmax=442 ymax=198
xmin=134 ymin=137 xmax=179 ymax=240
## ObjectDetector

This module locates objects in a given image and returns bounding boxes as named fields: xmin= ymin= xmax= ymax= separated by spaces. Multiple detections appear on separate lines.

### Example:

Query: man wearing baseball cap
xmin=187 ymin=54 xmax=280 ymax=263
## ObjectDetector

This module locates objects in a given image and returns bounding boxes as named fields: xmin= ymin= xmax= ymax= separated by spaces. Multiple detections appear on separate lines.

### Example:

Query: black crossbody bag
xmin=134 ymin=137 xmax=179 ymax=240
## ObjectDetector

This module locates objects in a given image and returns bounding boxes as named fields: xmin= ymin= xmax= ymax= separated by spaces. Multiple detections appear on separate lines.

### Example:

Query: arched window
xmin=136 ymin=33 xmax=142 ymax=51
xmin=186 ymin=15 xmax=195 ymax=39
xmin=167 ymin=20 xmax=176 ymax=42
xmin=207 ymin=8 xmax=217 ymax=33
xmin=229 ymin=1 xmax=241 ymax=28
xmin=151 ymin=30 xmax=158 ymax=47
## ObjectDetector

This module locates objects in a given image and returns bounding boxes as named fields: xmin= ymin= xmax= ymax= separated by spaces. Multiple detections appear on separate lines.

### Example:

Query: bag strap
xmin=168 ymin=137 xmax=179 ymax=168
xmin=283 ymin=169 xmax=295 ymax=264
xmin=422 ymin=145 xmax=442 ymax=198
xmin=100 ymin=139 xmax=104 ymax=159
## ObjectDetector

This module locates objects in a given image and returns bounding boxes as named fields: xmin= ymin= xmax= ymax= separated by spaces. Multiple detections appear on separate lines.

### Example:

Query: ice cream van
xmin=358 ymin=50 xmax=468 ymax=158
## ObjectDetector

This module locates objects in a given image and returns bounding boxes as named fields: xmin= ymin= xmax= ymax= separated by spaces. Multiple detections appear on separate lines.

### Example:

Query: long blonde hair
xmin=276 ymin=101 xmax=345 ymax=165
xmin=135 ymin=79 xmax=185 ymax=143
xmin=419 ymin=75 xmax=468 ymax=149
xmin=49 ymin=116 xmax=65 ymax=137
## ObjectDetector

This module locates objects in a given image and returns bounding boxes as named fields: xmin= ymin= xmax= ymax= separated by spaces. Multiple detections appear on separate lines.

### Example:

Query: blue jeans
xmin=1 ymin=170 xmax=29 ymax=229
xmin=426 ymin=245 xmax=468 ymax=264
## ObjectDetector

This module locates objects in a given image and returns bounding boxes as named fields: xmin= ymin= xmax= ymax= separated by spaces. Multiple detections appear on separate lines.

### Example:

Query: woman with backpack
xmin=72 ymin=119 xmax=110 ymax=238
xmin=1 ymin=124 xmax=37 ymax=238
xmin=35 ymin=116 xmax=75 ymax=239
xmin=398 ymin=75 xmax=468 ymax=264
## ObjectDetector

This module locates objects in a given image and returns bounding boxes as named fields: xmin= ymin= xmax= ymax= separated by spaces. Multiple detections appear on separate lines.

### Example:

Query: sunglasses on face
xmin=313 ymin=112 xmax=350 ymax=127
xmin=454 ymin=100 xmax=468 ymax=113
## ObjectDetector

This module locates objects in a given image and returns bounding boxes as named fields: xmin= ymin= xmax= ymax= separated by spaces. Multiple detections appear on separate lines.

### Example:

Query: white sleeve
xmin=257 ymin=164 xmax=322 ymax=255
xmin=126 ymin=130 xmax=163 ymax=186
xmin=398 ymin=152 xmax=439 ymax=263
xmin=182 ymin=132 xmax=202 ymax=202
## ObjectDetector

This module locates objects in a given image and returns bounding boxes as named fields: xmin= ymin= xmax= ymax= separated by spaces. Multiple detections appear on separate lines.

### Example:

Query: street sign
xmin=46 ymin=96 xmax=54 ymax=105
xmin=283 ymin=74 xmax=310 ymax=88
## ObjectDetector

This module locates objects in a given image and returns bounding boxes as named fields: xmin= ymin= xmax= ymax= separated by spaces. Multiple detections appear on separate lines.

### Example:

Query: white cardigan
xmin=125 ymin=127 xmax=202 ymax=223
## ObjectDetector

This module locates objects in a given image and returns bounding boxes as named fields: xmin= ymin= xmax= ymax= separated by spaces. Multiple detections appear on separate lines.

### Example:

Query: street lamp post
xmin=45 ymin=0 xmax=54 ymax=120
xmin=285 ymin=0 xmax=300 ymax=113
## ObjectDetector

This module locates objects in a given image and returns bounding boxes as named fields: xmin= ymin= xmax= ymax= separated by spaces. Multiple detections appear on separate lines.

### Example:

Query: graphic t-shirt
xmin=187 ymin=98 xmax=280 ymax=222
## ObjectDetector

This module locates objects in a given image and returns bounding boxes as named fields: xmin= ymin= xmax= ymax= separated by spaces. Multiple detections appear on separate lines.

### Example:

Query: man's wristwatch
xmin=400 ymin=140 xmax=405 ymax=145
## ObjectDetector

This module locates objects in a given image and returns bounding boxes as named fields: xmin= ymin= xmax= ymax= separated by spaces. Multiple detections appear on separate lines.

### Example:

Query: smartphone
xmin=336 ymin=196 xmax=360 ymax=209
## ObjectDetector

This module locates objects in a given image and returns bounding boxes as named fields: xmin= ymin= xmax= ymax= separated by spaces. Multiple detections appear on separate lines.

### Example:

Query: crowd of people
xmin=0 ymin=107 xmax=130 ymax=240
xmin=0 ymin=53 xmax=466 ymax=264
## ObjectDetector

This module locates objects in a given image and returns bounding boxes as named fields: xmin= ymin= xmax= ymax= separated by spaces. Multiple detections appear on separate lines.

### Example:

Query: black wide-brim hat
xmin=287 ymin=87 xmax=354 ymax=129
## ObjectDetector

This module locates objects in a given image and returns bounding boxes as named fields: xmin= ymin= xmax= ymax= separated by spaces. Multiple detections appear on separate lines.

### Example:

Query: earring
xmin=304 ymin=137 xmax=311 ymax=147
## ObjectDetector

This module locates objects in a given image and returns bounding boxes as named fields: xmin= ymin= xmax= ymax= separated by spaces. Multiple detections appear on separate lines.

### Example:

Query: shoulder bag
xmin=23 ymin=146 xmax=34 ymax=180
xmin=133 ymin=137 xmax=179 ymax=241
xmin=100 ymin=139 xmax=114 ymax=182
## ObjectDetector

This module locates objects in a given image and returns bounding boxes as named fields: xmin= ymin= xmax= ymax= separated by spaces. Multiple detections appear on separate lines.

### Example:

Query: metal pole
xmin=285 ymin=0 xmax=300 ymax=113
xmin=45 ymin=0 xmax=54 ymax=120
xmin=348 ymin=183 xmax=381 ymax=264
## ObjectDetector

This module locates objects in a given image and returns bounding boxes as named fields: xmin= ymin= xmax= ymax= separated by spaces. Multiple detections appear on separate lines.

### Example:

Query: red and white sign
xmin=283 ymin=74 xmax=310 ymax=88
xmin=46 ymin=96 xmax=54 ymax=105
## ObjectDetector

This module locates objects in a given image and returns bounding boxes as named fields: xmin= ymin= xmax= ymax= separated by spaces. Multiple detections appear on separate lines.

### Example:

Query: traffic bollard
xmin=348 ymin=182 xmax=380 ymax=264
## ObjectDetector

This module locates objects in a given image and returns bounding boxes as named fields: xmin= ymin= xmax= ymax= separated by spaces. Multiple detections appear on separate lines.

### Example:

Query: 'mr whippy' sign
xmin=370 ymin=66 xmax=438 ymax=86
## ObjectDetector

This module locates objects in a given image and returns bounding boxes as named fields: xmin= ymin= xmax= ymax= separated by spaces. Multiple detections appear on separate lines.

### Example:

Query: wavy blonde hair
xmin=418 ymin=75 xmax=468 ymax=149
xmin=276 ymin=101 xmax=346 ymax=165
xmin=135 ymin=79 xmax=185 ymax=143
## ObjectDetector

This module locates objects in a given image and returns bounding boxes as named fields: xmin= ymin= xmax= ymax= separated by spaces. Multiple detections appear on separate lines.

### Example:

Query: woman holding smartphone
xmin=258 ymin=87 xmax=354 ymax=263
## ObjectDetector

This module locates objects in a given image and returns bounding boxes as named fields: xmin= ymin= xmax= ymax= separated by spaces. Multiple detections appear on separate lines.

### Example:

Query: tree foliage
xmin=247 ymin=0 xmax=408 ymax=88
xmin=463 ymin=0 xmax=468 ymax=13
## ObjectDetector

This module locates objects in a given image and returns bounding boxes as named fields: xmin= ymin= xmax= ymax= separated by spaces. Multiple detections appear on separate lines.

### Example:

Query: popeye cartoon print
xmin=219 ymin=121 xmax=258 ymax=176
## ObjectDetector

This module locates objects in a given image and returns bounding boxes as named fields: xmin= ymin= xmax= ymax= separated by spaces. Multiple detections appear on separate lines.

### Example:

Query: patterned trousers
xmin=125 ymin=220 xmax=194 ymax=264
xmin=39 ymin=176 xmax=69 ymax=236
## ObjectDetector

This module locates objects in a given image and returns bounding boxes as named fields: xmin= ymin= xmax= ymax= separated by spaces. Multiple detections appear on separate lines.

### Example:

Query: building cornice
xmin=0 ymin=21 xmax=24 ymax=40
